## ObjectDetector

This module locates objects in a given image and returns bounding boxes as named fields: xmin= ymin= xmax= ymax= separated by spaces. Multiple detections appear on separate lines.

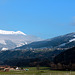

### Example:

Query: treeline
xmin=0 ymin=49 xmax=63 ymax=67
xmin=50 ymin=62 xmax=75 ymax=71
xmin=50 ymin=47 xmax=75 ymax=71
xmin=3 ymin=58 xmax=51 ymax=67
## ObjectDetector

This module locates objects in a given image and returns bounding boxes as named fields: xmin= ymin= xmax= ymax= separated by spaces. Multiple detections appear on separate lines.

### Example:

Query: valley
xmin=0 ymin=0 xmax=75 ymax=74
xmin=0 ymin=31 xmax=74 ymax=72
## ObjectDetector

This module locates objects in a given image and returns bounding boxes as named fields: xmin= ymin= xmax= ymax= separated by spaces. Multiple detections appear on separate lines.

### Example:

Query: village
xmin=0 ymin=65 xmax=29 ymax=72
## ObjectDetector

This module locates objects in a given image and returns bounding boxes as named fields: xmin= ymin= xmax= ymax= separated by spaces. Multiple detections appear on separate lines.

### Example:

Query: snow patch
xmin=0 ymin=40 xmax=6 ymax=45
xmin=73 ymin=35 xmax=75 ymax=37
xmin=1 ymin=48 xmax=8 ymax=51
xmin=0 ymin=30 xmax=26 ymax=35
xmin=59 ymin=43 xmax=66 ymax=47
xmin=69 ymin=38 xmax=75 ymax=42
xmin=17 ymin=42 xmax=27 ymax=47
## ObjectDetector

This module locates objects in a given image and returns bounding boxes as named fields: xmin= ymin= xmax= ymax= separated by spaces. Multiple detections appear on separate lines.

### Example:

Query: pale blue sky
xmin=0 ymin=0 xmax=75 ymax=39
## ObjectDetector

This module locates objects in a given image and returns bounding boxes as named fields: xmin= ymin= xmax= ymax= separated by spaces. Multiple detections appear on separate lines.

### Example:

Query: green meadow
xmin=0 ymin=67 xmax=74 ymax=75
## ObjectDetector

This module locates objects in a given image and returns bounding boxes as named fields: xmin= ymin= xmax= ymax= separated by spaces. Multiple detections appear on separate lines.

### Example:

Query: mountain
xmin=16 ymin=32 xmax=75 ymax=49
xmin=0 ymin=30 xmax=41 ymax=50
xmin=0 ymin=30 xmax=26 ymax=35
xmin=54 ymin=47 xmax=75 ymax=64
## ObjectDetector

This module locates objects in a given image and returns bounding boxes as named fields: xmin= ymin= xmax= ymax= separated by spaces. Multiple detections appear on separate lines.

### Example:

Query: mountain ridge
xmin=0 ymin=30 xmax=26 ymax=35
xmin=16 ymin=32 xmax=75 ymax=50
xmin=0 ymin=30 xmax=42 ymax=50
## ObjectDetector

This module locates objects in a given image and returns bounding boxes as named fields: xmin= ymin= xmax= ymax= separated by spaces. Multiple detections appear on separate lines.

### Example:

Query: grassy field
xmin=0 ymin=67 xmax=74 ymax=75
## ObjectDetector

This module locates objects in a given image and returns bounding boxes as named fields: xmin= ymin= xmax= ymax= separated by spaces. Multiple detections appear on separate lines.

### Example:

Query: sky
xmin=0 ymin=0 xmax=75 ymax=39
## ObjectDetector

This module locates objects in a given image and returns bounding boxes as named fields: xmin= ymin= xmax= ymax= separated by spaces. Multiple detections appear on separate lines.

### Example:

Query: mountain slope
xmin=54 ymin=47 xmax=75 ymax=64
xmin=0 ymin=49 xmax=64 ymax=66
xmin=0 ymin=30 xmax=41 ymax=50
xmin=16 ymin=32 xmax=75 ymax=49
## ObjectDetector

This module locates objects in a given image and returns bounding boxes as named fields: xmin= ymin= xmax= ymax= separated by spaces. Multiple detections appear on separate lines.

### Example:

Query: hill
xmin=16 ymin=32 xmax=75 ymax=49
xmin=54 ymin=47 xmax=75 ymax=64
xmin=0 ymin=48 xmax=64 ymax=66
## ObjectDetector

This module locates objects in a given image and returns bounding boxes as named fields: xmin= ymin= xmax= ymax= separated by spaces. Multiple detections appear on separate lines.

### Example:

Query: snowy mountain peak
xmin=0 ymin=30 xmax=26 ymax=35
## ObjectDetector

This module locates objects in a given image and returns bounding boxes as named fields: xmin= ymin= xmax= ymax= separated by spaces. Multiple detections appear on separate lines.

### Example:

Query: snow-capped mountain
xmin=16 ymin=32 xmax=75 ymax=49
xmin=0 ymin=30 xmax=26 ymax=35
xmin=0 ymin=30 xmax=42 ymax=50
